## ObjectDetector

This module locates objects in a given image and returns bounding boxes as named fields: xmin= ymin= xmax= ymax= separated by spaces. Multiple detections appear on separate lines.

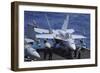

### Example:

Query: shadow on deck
xmin=36 ymin=48 xmax=90 ymax=60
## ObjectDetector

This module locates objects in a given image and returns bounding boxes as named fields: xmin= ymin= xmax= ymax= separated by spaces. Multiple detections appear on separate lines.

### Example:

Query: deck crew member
xmin=44 ymin=40 xmax=52 ymax=60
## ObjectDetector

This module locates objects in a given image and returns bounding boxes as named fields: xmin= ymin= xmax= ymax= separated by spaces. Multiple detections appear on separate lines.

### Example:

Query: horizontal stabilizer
xmin=34 ymin=28 xmax=49 ymax=33
xmin=36 ymin=34 xmax=53 ymax=39
xmin=66 ymin=29 xmax=75 ymax=33
xmin=72 ymin=34 xmax=86 ymax=39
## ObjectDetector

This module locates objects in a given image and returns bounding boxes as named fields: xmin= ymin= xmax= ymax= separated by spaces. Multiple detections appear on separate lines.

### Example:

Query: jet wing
xmin=34 ymin=28 xmax=49 ymax=33
xmin=72 ymin=34 xmax=86 ymax=39
xmin=36 ymin=34 xmax=54 ymax=39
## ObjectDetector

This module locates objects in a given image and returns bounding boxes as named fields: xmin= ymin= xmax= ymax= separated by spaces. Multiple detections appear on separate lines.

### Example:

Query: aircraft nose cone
xmin=32 ymin=51 xmax=40 ymax=58
xmin=71 ymin=44 xmax=76 ymax=50
xmin=27 ymin=47 xmax=40 ymax=59
xmin=67 ymin=39 xmax=76 ymax=50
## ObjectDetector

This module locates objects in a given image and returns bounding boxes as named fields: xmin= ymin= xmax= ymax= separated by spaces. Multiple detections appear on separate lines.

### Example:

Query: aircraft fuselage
xmin=52 ymin=30 xmax=76 ymax=50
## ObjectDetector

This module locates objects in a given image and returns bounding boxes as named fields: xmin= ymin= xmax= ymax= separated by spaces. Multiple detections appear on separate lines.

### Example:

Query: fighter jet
xmin=34 ymin=15 xmax=86 ymax=51
xmin=24 ymin=38 xmax=40 ymax=61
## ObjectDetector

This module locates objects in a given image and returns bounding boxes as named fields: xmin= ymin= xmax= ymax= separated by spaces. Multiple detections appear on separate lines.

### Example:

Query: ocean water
xmin=24 ymin=11 xmax=90 ymax=49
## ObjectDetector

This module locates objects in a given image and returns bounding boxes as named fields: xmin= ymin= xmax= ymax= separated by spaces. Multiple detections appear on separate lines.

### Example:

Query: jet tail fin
xmin=45 ymin=14 xmax=53 ymax=33
xmin=62 ymin=15 xmax=69 ymax=30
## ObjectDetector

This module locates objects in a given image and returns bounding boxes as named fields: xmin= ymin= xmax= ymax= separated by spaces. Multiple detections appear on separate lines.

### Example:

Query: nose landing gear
xmin=68 ymin=48 xmax=81 ymax=59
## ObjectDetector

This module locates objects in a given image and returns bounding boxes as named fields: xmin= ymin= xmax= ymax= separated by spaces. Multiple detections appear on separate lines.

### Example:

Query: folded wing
xmin=34 ymin=28 xmax=49 ymax=33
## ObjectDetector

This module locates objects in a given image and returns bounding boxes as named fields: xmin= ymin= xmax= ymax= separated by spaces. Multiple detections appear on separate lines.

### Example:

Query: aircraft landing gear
xmin=67 ymin=49 xmax=75 ymax=59
xmin=68 ymin=48 xmax=81 ymax=59
xmin=70 ymin=50 xmax=75 ymax=59
xmin=74 ymin=48 xmax=81 ymax=59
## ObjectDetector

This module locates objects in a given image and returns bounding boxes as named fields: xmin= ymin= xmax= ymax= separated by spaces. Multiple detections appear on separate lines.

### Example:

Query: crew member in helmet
xmin=44 ymin=40 xmax=52 ymax=60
